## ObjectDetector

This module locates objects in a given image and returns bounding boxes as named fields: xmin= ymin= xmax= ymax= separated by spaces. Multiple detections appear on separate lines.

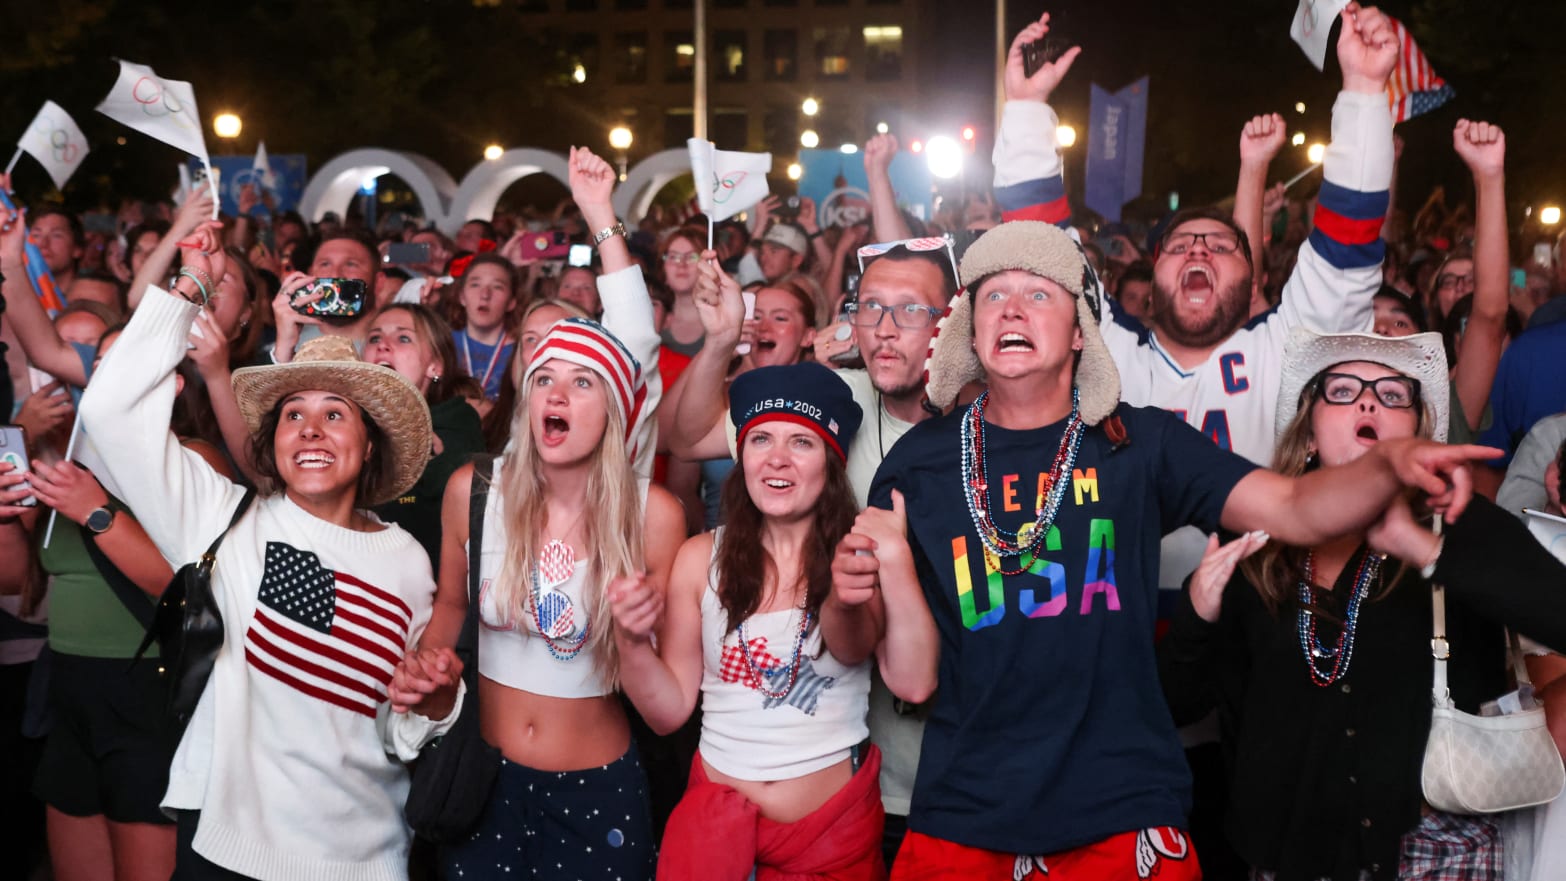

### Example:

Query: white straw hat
xmin=1275 ymin=329 xmax=1450 ymax=443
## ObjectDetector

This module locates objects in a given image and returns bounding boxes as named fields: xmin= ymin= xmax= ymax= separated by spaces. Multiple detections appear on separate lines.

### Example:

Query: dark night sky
xmin=4 ymin=0 xmax=1561 ymax=233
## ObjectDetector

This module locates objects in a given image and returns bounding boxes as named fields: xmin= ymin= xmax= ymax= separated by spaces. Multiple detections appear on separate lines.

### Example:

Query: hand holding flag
xmin=9 ymin=101 xmax=90 ymax=190
xmin=96 ymin=60 xmax=218 ymax=218
xmin=687 ymin=139 xmax=772 ymax=225
xmin=1290 ymin=0 xmax=1351 ymax=71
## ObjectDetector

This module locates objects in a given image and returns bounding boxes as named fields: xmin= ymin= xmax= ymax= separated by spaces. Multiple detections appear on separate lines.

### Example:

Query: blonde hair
xmin=1242 ymin=369 xmax=1436 ymax=612
xmin=490 ymin=376 xmax=642 ymax=688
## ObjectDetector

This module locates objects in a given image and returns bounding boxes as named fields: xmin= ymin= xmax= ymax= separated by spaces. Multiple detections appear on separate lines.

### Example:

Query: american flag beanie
xmin=523 ymin=317 xmax=646 ymax=446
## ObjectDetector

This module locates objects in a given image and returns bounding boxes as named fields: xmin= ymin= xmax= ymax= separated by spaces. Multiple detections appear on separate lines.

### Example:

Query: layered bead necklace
xmin=959 ymin=388 xmax=1086 ymax=576
xmin=1295 ymin=550 xmax=1382 ymax=686
xmin=530 ymin=540 xmax=590 ymax=661
xmin=737 ymin=604 xmax=814 ymax=700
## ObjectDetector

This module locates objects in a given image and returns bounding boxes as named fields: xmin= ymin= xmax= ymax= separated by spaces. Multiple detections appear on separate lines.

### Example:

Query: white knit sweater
xmin=79 ymin=286 xmax=458 ymax=881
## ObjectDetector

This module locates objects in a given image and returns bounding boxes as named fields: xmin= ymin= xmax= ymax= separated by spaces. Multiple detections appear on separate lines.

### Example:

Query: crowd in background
xmin=2 ymin=6 xmax=1566 ymax=881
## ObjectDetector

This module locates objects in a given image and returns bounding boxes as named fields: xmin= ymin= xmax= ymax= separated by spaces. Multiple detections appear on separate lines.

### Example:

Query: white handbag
xmin=1420 ymin=578 xmax=1566 ymax=814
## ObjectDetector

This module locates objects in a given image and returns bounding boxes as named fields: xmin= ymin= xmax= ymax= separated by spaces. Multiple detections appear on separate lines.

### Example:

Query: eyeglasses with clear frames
xmin=1313 ymin=372 xmax=1420 ymax=409
xmin=662 ymin=251 xmax=702 ymax=265
xmin=1161 ymin=230 xmax=1242 ymax=256
xmin=844 ymin=300 xmax=944 ymax=330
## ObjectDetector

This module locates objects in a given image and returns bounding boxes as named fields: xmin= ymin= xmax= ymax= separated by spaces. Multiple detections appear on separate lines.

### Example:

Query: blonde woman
xmin=398 ymin=148 xmax=684 ymax=881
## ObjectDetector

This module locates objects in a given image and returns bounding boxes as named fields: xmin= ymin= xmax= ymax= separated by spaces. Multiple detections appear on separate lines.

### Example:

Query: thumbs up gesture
xmin=831 ymin=489 xmax=909 ymax=607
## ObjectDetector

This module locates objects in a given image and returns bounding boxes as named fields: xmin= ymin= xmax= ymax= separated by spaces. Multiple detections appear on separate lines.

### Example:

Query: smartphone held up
xmin=291 ymin=278 xmax=368 ymax=319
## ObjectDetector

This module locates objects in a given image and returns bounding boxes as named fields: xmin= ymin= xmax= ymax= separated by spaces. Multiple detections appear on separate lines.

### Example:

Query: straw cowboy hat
xmin=232 ymin=335 xmax=433 ymax=505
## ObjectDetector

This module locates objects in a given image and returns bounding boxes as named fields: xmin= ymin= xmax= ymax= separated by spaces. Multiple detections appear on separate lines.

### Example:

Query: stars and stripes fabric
xmin=760 ymin=655 xmax=838 ymax=716
xmin=522 ymin=318 xmax=647 ymax=458
xmin=244 ymin=541 xmax=411 ymax=719
xmin=1386 ymin=17 xmax=1455 ymax=124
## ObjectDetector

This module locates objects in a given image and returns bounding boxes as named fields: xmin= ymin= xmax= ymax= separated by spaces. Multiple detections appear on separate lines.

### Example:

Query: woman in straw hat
xmin=1159 ymin=329 xmax=1566 ymax=881
xmin=78 ymin=222 xmax=456 ymax=881
xmin=394 ymin=147 xmax=684 ymax=881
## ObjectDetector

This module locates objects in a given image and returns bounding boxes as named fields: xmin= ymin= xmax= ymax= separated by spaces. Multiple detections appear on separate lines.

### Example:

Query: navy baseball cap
xmin=728 ymin=362 xmax=863 ymax=462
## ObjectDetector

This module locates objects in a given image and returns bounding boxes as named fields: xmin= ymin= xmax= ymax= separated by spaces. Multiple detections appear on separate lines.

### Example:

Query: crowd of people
xmin=2 ymin=5 xmax=1565 ymax=881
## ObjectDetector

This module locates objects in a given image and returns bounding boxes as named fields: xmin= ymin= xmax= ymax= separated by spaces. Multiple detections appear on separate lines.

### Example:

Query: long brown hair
xmin=1241 ymin=370 xmax=1435 ymax=613
xmin=713 ymin=442 xmax=858 ymax=635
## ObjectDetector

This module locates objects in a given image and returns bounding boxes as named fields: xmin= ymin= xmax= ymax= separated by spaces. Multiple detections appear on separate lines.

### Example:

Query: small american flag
xmin=1386 ymin=17 xmax=1454 ymax=124
xmin=244 ymin=542 xmax=411 ymax=719
xmin=719 ymin=636 xmax=781 ymax=690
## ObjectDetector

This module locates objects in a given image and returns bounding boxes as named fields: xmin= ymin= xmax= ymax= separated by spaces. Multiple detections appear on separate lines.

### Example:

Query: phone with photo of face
xmin=0 ymin=426 xmax=36 ymax=507
xmin=291 ymin=277 xmax=368 ymax=319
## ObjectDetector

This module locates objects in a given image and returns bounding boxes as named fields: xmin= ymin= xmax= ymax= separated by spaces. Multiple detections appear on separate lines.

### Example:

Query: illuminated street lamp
xmin=213 ymin=112 xmax=242 ymax=140
xmin=800 ymin=129 xmax=820 ymax=149
xmin=787 ymin=163 xmax=803 ymax=181
xmin=608 ymin=126 xmax=634 ymax=181
xmin=1295 ymin=102 xmax=1307 ymax=114
xmin=484 ymin=144 xmax=504 ymax=161
xmin=1291 ymin=132 xmax=1306 ymax=147
xmin=1056 ymin=125 xmax=1077 ymax=148
xmin=1307 ymin=143 xmax=1326 ymax=164
xmin=802 ymin=97 xmax=820 ymax=117
xmin=1541 ymin=206 xmax=1563 ymax=227
xmin=925 ymin=135 xmax=963 ymax=180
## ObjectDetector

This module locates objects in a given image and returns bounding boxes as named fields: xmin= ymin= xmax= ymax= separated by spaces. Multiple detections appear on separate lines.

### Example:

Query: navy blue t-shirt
xmin=869 ymin=401 xmax=1257 ymax=855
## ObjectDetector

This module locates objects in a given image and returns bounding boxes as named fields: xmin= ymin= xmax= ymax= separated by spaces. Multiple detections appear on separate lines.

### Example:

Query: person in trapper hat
xmin=836 ymin=220 xmax=1502 ymax=880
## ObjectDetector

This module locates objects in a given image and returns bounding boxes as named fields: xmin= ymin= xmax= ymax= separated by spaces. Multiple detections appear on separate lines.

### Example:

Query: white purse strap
xmin=1428 ymin=517 xmax=1533 ymax=708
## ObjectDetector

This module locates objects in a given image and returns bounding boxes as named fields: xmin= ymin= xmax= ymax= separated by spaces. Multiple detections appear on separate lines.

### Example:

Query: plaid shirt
xmin=1248 ymin=810 xmax=1503 ymax=881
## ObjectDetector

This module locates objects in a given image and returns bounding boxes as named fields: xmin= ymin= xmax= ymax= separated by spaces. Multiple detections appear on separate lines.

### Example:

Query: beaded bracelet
xmin=176 ymin=268 xmax=211 ymax=306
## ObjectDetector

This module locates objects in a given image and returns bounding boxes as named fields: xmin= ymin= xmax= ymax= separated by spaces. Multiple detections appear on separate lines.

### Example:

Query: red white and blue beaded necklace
xmin=959 ymin=387 xmax=1086 ymax=577
xmin=1296 ymin=549 xmax=1383 ymax=686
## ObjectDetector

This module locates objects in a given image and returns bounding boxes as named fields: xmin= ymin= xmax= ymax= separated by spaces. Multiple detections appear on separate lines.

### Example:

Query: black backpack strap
xmin=83 ymin=521 xmax=157 ymax=631
xmin=132 ymin=487 xmax=258 ymax=664
xmin=455 ymin=456 xmax=495 ymax=688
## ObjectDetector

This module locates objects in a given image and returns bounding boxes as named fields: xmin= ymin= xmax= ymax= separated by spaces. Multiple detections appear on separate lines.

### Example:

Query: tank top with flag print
xmin=697 ymin=529 xmax=870 ymax=782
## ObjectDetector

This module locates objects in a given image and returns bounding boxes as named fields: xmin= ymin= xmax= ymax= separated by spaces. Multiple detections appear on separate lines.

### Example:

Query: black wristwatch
xmin=85 ymin=507 xmax=115 ymax=535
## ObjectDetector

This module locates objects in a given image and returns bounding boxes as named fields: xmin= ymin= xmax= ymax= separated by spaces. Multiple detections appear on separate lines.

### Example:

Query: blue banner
xmin=189 ymin=153 xmax=308 ymax=217
xmin=796 ymin=149 xmax=933 ymax=229
xmin=1084 ymin=77 xmax=1149 ymax=222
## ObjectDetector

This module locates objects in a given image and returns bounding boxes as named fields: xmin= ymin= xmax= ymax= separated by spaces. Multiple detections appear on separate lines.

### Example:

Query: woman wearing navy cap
xmin=613 ymin=361 xmax=937 ymax=881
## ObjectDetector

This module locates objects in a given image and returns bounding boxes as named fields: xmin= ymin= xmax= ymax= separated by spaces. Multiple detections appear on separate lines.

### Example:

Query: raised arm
xmin=76 ymin=225 xmax=245 ymax=566
xmin=0 ymin=202 xmax=88 ymax=387
xmin=863 ymin=134 xmax=913 ymax=244
xmin=990 ymin=13 xmax=1080 ymax=228
xmin=126 ymin=188 xmax=214 ymax=311
xmin=1233 ymin=114 xmax=1286 ymax=272
xmin=1450 ymin=120 xmax=1509 ymax=432
xmin=1276 ymin=2 xmax=1397 ymax=334
xmin=571 ymin=147 xmax=663 ymax=477
xmin=666 ymin=254 xmax=746 ymax=461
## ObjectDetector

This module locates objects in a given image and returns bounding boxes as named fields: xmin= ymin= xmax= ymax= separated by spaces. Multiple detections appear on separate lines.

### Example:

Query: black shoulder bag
xmin=405 ymin=455 xmax=501 ymax=843
xmin=106 ymin=488 xmax=258 ymax=735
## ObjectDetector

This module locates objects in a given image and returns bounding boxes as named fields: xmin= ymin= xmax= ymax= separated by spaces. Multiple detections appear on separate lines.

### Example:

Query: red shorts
xmin=891 ymin=827 xmax=1201 ymax=881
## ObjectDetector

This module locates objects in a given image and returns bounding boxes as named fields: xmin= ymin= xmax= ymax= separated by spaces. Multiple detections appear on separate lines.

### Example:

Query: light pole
xmin=609 ymin=126 xmax=633 ymax=181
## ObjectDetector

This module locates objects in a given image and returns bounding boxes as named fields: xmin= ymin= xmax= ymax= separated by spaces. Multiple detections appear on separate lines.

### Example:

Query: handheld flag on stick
xmin=96 ymin=60 xmax=218 ymax=218
xmin=253 ymin=141 xmax=274 ymax=191
xmin=0 ymin=189 xmax=66 ymax=315
xmin=1385 ymin=17 xmax=1454 ymax=124
xmin=687 ymin=138 xmax=772 ymax=248
xmin=1290 ymin=0 xmax=1352 ymax=71
xmin=9 ymin=101 xmax=90 ymax=190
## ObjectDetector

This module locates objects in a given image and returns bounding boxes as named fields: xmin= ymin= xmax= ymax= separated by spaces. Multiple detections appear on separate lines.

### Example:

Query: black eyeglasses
xmin=1314 ymin=372 xmax=1420 ymax=409
xmin=844 ymin=300 xmax=944 ymax=330
xmin=1436 ymin=273 xmax=1474 ymax=291
xmin=1161 ymin=230 xmax=1242 ymax=256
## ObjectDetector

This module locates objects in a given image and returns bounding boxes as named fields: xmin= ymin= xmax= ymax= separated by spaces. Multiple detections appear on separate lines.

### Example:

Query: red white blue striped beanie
xmin=523 ymin=318 xmax=646 ymax=446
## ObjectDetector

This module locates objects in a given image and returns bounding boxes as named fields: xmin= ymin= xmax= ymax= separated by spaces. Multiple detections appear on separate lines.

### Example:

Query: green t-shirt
xmin=39 ymin=504 xmax=158 ymax=659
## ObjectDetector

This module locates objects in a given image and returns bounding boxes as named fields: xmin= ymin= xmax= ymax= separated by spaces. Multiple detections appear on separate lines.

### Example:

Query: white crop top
xmin=471 ymin=465 xmax=610 ymax=699
xmin=698 ymin=532 xmax=871 ymax=782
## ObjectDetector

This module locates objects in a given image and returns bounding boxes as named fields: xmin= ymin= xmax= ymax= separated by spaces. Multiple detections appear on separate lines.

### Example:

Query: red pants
xmin=891 ymin=827 xmax=1202 ymax=881
xmin=657 ymin=747 xmax=886 ymax=881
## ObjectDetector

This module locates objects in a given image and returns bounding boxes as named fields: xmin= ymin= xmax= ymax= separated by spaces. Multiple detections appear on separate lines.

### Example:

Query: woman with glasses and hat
xmin=76 ymin=226 xmax=458 ymax=881
xmin=617 ymin=361 xmax=936 ymax=881
xmin=1159 ymin=329 xmax=1566 ymax=881
xmin=395 ymin=147 xmax=685 ymax=881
